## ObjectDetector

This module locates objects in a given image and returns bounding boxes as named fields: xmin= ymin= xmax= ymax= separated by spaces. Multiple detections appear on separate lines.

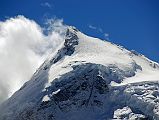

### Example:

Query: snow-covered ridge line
xmin=114 ymin=42 xmax=159 ymax=69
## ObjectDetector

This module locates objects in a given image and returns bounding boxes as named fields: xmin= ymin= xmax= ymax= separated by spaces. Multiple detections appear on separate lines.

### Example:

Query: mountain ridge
xmin=0 ymin=26 xmax=159 ymax=120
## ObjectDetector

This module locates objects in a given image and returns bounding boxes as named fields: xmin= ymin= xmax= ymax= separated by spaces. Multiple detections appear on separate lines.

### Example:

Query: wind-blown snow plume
xmin=0 ymin=15 xmax=66 ymax=103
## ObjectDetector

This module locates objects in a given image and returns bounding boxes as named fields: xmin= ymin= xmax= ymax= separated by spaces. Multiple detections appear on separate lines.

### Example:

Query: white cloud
xmin=104 ymin=33 xmax=109 ymax=37
xmin=104 ymin=33 xmax=110 ymax=40
xmin=0 ymin=15 xmax=66 ymax=103
xmin=99 ymin=28 xmax=103 ymax=33
xmin=41 ymin=2 xmax=52 ymax=8
xmin=88 ymin=25 xmax=97 ymax=30
xmin=88 ymin=25 xmax=103 ymax=33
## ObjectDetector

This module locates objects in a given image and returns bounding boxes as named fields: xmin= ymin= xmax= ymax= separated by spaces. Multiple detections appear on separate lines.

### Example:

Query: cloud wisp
xmin=41 ymin=2 xmax=52 ymax=8
xmin=88 ymin=25 xmax=110 ymax=40
xmin=0 ymin=16 xmax=66 ymax=103
xmin=88 ymin=25 xmax=103 ymax=33
xmin=104 ymin=33 xmax=109 ymax=39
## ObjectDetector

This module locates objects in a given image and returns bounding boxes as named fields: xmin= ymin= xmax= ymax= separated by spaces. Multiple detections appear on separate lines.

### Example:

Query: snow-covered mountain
xmin=0 ymin=26 xmax=159 ymax=120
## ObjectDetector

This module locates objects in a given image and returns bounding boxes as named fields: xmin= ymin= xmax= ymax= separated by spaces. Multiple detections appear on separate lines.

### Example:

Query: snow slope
xmin=0 ymin=26 xmax=159 ymax=120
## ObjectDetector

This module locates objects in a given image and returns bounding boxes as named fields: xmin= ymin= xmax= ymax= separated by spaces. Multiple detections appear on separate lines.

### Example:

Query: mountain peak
xmin=0 ymin=27 xmax=159 ymax=120
xmin=64 ymin=26 xmax=79 ymax=51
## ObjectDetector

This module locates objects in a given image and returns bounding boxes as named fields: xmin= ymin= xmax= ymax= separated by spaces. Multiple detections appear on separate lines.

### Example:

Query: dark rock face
xmin=51 ymin=28 xmax=79 ymax=64
xmin=41 ymin=63 xmax=110 ymax=112
xmin=8 ymin=63 xmax=111 ymax=120
xmin=22 ymin=63 xmax=141 ymax=119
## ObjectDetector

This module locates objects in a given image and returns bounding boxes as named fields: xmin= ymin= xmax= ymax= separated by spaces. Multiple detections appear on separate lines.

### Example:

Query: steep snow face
xmin=0 ymin=26 xmax=159 ymax=120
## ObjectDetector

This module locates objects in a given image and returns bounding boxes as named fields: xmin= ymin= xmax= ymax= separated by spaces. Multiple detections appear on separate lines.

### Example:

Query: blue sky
xmin=0 ymin=0 xmax=159 ymax=62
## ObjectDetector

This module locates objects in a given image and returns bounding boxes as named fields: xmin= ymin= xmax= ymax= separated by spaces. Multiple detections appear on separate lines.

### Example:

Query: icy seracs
xmin=0 ymin=26 xmax=159 ymax=120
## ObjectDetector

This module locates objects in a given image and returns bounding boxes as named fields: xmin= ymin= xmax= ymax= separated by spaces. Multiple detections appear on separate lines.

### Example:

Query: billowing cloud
xmin=0 ymin=15 xmax=66 ymax=103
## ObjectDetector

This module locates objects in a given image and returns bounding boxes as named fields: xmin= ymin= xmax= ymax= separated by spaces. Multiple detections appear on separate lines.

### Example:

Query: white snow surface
xmin=46 ymin=27 xmax=159 ymax=86
xmin=0 ymin=26 xmax=159 ymax=120
xmin=113 ymin=106 xmax=146 ymax=119
xmin=42 ymin=95 xmax=50 ymax=102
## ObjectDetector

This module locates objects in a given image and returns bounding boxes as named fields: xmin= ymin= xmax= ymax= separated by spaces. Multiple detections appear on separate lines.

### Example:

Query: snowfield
xmin=0 ymin=26 xmax=159 ymax=120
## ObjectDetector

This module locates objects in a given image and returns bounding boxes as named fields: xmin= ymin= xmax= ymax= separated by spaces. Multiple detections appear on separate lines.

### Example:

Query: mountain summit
xmin=0 ymin=27 xmax=159 ymax=120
